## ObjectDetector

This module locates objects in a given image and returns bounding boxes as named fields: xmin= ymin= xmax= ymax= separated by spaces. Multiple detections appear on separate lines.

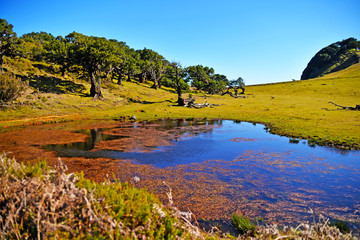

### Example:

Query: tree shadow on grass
xmin=27 ymin=75 xmax=87 ymax=96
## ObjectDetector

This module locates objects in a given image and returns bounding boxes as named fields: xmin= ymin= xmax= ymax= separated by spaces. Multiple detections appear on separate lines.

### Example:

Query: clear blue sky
xmin=1 ymin=0 xmax=360 ymax=85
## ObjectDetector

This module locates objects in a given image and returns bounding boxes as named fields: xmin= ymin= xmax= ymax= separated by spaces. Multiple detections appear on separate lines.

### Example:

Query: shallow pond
xmin=1 ymin=119 xmax=359 ymax=228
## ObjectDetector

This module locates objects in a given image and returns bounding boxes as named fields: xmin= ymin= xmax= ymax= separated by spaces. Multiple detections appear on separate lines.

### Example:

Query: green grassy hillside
xmin=1 ymin=56 xmax=359 ymax=149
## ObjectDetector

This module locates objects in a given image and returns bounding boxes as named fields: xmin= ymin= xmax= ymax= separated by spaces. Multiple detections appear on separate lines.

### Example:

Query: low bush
xmin=331 ymin=220 xmax=351 ymax=234
xmin=0 ymin=72 xmax=26 ymax=103
xmin=231 ymin=213 xmax=255 ymax=235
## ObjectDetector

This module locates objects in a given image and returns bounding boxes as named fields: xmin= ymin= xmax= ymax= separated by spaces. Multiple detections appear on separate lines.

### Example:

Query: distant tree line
xmin=0 ymin=19 xmax=245 ymax=105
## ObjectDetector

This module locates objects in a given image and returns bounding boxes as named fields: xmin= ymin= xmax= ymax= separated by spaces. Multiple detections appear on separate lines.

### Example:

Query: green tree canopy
xmin=165 ymin=61 xmax=188 ymax=105
xmin=66 ymin=32 xmax=120 ymax=98
xmin=113 ymin=46 xmax=139 ymax=85
xmin=186 ymin=65 xmax=228 ymax=94
xmin=0 ymin=19 xmax=17 ymax=74
xmin=17 ymin=32 xmax=55 ymax=61
xmin=186 ymin=65 xmax=214 ymax=90
xmin=137 ymin=48 xmax=168 ymax=89
xmin=45 ymin=36 xmax=71 ymax=76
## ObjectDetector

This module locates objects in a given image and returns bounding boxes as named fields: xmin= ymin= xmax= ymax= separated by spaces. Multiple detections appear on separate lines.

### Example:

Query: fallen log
xmin=184 ymin=98 xmax=219 ymax=108
xmin=328 ymin=101 xmax=360 ymax=110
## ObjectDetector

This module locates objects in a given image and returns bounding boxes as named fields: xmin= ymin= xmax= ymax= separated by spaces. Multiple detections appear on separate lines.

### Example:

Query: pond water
xmin=1 ymin=119 xmax=360 ymax=229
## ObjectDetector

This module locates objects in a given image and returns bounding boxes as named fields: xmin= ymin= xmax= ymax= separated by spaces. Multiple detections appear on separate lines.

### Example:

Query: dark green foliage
xmin=66 ymin=32 xmax=122 ymax=97
xmin=186 ymin=65 xmax=228 ymax=94
xmin=0 ymin=72 xmax=26 ymax=103
xmin=17 ymin=32 xmax=55 ymax=61
xmin=231 ymin=214 xmax=255 ymax=235
xmin=206 ymin=79 xmax=226 ymax=94
xmin=301 ymin=37 xmax=360 ymax=80
xmin=0 ymin=19 xmax=17 ymax=74
xmin=186 ymin=65 xmax=214 ymax=90
xmin=165 ymin=61 xmax=189 ymax=105
xmin=136 ymin=48 xmax=168 ymax=88
xmin=330 ymin=220 xmax=350 ymax=234
xmin=45 ymin=36 xmax=71 ymax=76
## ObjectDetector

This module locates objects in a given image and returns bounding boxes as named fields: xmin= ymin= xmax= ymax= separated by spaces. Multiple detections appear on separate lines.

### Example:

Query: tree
xmin=186 ymin=65 xmax=212 ymax=90
xmin=46 ymin=36 xmax=71 ymax=76
xmin=0 ymin=19 xmax=17 ymax=74
xmin=222 ymin=77 xmax=245 ymax=97
xmin=230 ymin=77 xmax=245 ymax=89
xmin=114 ymin=48 xmax=139 ymax=85
xmin=137 ymin=48 xmax=167 ymax=89
xmin=18 ymin=31 xmax=55 ymax=61
xmin=206 ymin=73 xmax=228 ymax=94
xmin=67 ymin=32 xmax=118 ymax=98
xmin=101 ymin=39 xmax=127 ymax=84
xmin=185 ymin=65 xmax=228 ymax=94
xmin=206 ymin=79 xmax=227 ymax=94
xmin=166 ymin=61 xmax=188 ymax=105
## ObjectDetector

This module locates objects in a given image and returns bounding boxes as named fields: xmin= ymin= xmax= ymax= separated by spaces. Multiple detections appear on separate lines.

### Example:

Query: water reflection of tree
xmin=94 ymin=119 xmax=223 ymax=152
xmin=90 ymin=129 xmax=99 ymax=150
xmin=44 ymin=120 xmax=224 ymax=152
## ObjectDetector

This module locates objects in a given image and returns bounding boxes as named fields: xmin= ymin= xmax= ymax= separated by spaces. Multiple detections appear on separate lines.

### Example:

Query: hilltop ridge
xmin=301 ymin=38 xmax=360 ymax=80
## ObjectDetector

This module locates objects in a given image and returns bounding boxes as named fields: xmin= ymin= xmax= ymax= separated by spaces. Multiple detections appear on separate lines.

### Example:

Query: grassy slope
xmin=1 ymin=57 xmax=359 ymax=149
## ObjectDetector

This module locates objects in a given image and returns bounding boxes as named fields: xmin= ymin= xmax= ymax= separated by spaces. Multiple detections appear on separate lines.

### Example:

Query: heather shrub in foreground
xmin=0 ymin=154 xmax=356 ymax=239
xmin=0 ymin=154 xmax=195 ymax=239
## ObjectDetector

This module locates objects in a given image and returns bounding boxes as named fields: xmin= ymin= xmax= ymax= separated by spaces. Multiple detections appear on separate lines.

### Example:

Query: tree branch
xmin=328 ymin=101 xmax=360 ymax=110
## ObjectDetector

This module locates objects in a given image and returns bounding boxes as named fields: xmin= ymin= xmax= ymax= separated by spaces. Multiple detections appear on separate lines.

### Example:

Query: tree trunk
xmin=105 ymin=67 xmax=115 ymax=83
xmin=151 ymin=78 xmax=158 ymax=89
xmin=60 ymin=65 xmax=66 ymax=77
xmin=90 ymin=71 xmax=97 ymax=96
xmin=118 ymin=73 xmax=123 ymax=85
xmin=90 ymin=71 xmax=103 ymax=98
xmin=0 ymin=55 xmax=4 ymax=74
xmin=177 ymin=89 xmax=185 ymax=105
xmin=127 ymin=74 xmax=131 ymax=82
xmin=139 ymin=74 xmax=144 ymax=83
xmin=178 ymin=95 xmax=185 ymax=106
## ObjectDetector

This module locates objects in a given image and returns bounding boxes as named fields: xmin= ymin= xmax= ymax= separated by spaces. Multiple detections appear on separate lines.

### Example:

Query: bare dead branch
xmin=328 ymin=101 xmax=360 ymax=110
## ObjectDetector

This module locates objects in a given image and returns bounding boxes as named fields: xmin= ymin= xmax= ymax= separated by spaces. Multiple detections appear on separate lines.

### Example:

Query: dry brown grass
xmin=0 ymin=154 xmax=195 ymax=239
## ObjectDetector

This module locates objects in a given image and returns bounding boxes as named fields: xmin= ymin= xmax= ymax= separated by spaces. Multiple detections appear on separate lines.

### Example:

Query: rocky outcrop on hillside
xmin=301 ymin=38 xmax=360 ymax=80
